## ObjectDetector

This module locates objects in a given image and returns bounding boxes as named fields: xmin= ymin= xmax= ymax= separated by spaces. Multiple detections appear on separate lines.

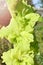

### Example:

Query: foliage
xmin=0 ymin=0 xmax=42 ymax=65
